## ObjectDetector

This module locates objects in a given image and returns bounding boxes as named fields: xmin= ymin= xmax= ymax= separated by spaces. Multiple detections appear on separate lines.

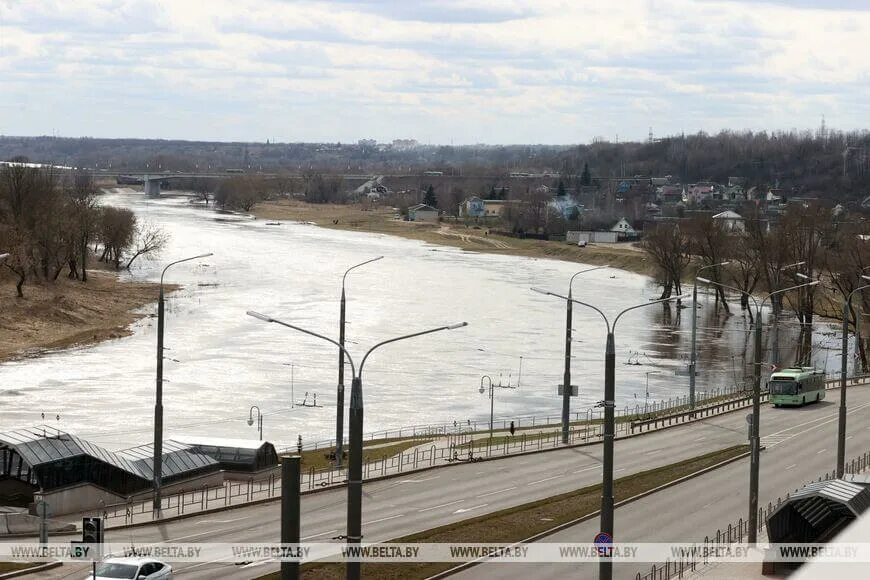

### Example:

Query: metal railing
xmin=635 ymin=449 xmax=870 ymax=580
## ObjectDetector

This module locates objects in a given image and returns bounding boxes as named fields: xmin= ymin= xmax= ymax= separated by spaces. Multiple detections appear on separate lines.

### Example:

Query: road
xmin=453 ymin=393 xmax=870 ymax=580
xmin=22 ymin=386 xmax=870 ymax=580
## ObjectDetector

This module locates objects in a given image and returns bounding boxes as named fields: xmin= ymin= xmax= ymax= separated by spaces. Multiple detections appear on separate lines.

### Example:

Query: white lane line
xmin=574 ymin=465 xmax=600 ymax=474
xmin=817 ymin=449 xmax=827 ymax=454
xmin=694 ymin=437 xmax=706 ymax=442
xmin=615 ymin=468 xmax=626 ymax=473
xmin=847 ymin=435 xmax=854 ymax=440
xmin=418 ymin=500 xmax=464 ymax=513
xmin=701 ymin=502 xmax=713 ymax=509
xmin=165 ymin=528 xmax=228 ymax=542
xmin=362 ymin=514 xmax=404 ymax=525
xmin=302 ymin=529 xmax=338 ymax=540
xmin=196 ymin=516 xmax=251 ymax=525
xmin=398 ymin=476 xmax=440 ymax=484
xmin=527 ymin=475 xmax=561 ymax=486
xmin=786 ymin=464 xmax=797 ymax=470
xmin=455 ymin=503 xmax=489 ymax=514
xmin=644 ymin=451 xmax=660 ymax=456
xmin=477 ymin=486 xmax=517 ymax=498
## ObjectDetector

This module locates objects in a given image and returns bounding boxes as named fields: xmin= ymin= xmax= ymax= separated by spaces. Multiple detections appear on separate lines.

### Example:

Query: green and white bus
xmin=768 ymin=367 xmax=826 ymax=407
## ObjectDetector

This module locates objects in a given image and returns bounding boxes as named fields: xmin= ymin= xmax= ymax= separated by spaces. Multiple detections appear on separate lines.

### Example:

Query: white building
xmin=712 ymin=210 xmax=745 ymax=233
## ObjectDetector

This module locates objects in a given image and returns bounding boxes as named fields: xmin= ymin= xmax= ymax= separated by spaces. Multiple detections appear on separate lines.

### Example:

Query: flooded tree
xmin=639 ymin=222 xmax=690 ymax=300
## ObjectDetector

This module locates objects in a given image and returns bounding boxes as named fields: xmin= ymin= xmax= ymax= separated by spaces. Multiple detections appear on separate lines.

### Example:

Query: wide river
xmin=0 ymin=190 xmax=845 ymax=450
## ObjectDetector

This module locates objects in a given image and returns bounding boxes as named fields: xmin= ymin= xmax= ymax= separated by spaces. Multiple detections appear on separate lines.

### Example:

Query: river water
xmin=0 ymin=190 xmax=845 ymax=449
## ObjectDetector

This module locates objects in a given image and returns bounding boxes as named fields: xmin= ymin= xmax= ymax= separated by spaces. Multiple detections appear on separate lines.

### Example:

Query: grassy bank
xmin=0 ymin=269 xmax=162 ymax=363
xmin=296 ymin=439 xmax=432 ymax=472
xmin=258 ymin=444 xmax=748 ymax=580
xmin=253 ymin=200 xmax=653 ymax=276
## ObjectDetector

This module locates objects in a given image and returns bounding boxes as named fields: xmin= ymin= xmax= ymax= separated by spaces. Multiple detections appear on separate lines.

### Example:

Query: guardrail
xmin=634 ymin=449 xmax=870 ymax=580
xmin=289 ymin=383 xmax=750 ymax=453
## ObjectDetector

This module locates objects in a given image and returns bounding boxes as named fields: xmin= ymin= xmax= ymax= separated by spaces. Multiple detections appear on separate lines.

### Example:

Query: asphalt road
xmin=453 ymin=392 xmax=870 ymax=580
xmin=22 ymin=386 xmax=870 ymax=580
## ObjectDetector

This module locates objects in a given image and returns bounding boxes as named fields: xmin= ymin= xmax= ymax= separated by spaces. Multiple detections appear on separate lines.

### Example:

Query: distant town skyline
xmin=1 ymin=0 xmax=869 ymax=145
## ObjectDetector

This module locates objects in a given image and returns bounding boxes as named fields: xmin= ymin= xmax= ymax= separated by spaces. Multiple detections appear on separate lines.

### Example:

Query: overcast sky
xmin=1 ymin=0 xmax=868 ymax=145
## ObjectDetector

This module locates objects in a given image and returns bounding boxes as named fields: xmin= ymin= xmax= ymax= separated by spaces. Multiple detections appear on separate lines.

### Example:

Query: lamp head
xmin=446 ymin=322 xmax=468 ymax=330
xmin=806 ymin=280 xmax=820 ymax=287
xmin=795 ymin=272 xmax=809 ymax=280
xmin=0 ymin=253 xmax=9 ymax=264
xmin=246 ymin=311 xmax=273 ymax=323
xmin=530 ymin=287 xmax=550 ymax=296
xmin=247 ymin=418 xmax=254 ymax=426
xmin=718 ymin=261 xmax=731 ymax=267
xmin=696 ymin=277 xmax=711 ymax=284
xmin=479 ymin=386 xmax=485 ymax=394
xmin=195 ymin=252 xmax=214 ymax=260
xmin=862 ymin=275 xmax=870 ymax=282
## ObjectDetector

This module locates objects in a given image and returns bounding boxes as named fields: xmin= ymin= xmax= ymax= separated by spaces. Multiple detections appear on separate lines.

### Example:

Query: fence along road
xmin=450 ymin=398 xmax=870 ymax=580
xmin=23 ymin=384 xmax=870 ymax=580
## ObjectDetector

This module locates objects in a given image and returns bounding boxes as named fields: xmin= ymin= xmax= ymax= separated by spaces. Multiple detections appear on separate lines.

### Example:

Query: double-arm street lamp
xmin=533 ymin=288 xmax=687 ymax=580
xmin=153 ymin=253 xmax=213 ymax=518
xmin=479 ymin=375 xmax=517 ymax=439
xmin=698 ymin=276 xmax=818 ymax=544
xmin=689 ymin=261 xmax=730 ymax=410
xmin=247 ymin=405 xmax=263 ymax=441
xmin=247 ymin=311 xmax=466 ymax=580
xmin=336 ymin=257 xmax=383 ymax=467
xmin=837 ymin=275 xmax=870 ymax=477
xmin=532 ymin=265 xmax=608 ymax=444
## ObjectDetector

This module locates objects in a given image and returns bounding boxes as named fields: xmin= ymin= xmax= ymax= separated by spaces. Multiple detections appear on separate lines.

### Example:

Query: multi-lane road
xmin=21 ymin=385 xmax=870 ymax=579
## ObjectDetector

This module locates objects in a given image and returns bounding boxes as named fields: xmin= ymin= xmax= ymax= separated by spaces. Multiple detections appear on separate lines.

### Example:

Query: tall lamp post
xmin=837 ymin=276 xmax=870 ymax=477
xmin=247 ymin=311 xmax=466 ymax=580
xmin=533 ymin=288 xmax=687 ymax=580
xmin=553 ymin=265 xmax=609 ymax=444
xmin=479 ymin=375 xmax=517 ymax=439
xmin=247 ymin=405 xmax=263 ymax=440
xmin=689 ymin=261 xmax=730 ymax=410
xmin=698 ymin=276 xmax=818 ymax=544
xmin=336 ymin=257 xmax=383 ymax=468
xmin=771 ymin=261 xmax=806 ymax=368
xmin=153 ymin=252 xmax=212 ymax=518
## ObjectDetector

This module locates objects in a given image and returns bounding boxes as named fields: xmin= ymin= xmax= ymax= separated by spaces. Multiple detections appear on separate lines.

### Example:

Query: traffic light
xmin=82 ymin=517 xmax=103 ymax=544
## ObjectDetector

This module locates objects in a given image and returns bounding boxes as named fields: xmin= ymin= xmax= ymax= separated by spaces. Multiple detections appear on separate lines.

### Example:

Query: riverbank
xmin=0 ymin=269 xmax=162 ymax=364
xmin=253 ymin=200 xmax=654 ymax=276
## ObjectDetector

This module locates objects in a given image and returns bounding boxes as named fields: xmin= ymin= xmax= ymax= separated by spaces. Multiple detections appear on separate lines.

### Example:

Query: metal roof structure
xmin=767 ymin=479 xmax=870 ymax=544
xmin=116 ymin=440 xmax=219 ymax=479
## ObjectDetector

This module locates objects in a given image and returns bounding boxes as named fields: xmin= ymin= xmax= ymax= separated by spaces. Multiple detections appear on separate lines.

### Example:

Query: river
xmin=0 ymin=190 xmax=845 ymax=450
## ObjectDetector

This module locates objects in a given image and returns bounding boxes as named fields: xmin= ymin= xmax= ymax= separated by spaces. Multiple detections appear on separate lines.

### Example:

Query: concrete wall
xmin=38 ymin=484 xmax=126 ymax=517
xmin=567 ymin=231 xmax=619 ymax=243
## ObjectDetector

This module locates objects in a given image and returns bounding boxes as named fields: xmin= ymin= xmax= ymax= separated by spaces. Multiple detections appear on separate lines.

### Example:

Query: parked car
xmin=86 ymin=557 xmax=172 ymax=579
xmin=577 ymin=240 xmax=588 ymax=247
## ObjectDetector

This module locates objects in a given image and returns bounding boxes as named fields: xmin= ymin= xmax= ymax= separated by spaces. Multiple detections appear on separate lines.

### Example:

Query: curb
xmin=424 ymin=448 xmax=754 ymax=580
xmin=0 ymin=561 xmax=62 ymax=579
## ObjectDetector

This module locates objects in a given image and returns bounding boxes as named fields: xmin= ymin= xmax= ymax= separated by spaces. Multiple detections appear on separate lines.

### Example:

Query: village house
xmin=712 ymin=210 xmax=745 ymax=233
xmin=407 ymin=203 xmax=439 ymax=222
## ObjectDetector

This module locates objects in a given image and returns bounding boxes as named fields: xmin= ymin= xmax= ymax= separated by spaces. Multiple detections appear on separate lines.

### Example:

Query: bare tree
xmin=125 ymin=220 xmax=168 ymax=270
xmin=639 ymin=222 xmax=691 ymax=300
xmin=686 ymin=215 xmax=730 ymax=312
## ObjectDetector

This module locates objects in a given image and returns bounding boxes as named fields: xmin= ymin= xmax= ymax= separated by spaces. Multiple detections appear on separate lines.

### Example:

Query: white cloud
xmin=0 ymin=0 xmax=867 ymax=143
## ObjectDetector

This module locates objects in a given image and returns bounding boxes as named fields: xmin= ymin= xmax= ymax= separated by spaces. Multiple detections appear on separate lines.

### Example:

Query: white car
xmin=86 ymin=557 xmax=172 ymax=579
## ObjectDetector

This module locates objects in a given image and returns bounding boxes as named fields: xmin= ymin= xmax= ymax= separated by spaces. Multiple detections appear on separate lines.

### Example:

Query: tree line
xmin=640 ymin=203 xmax=870 ymax=368
xmin=0 ymin=166 xmax=166 ymax=297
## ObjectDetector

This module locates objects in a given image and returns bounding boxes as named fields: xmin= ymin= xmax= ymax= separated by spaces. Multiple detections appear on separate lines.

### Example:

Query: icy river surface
xmin=0 ymin=190 xmax=843 ymax=449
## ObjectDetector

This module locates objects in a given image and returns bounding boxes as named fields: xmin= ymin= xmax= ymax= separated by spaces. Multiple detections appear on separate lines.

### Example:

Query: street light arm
xmin=613 ymin=294 xmax=689 ymax=333
xmin=342 ymin=256 xmax=384 ymax=290
xmin=359 ymin=322 xmax=468 ymax=377
xmin=246 ymin=311 xmax=357 ymax=377
xmin=761 ymin=280 xmax=820 ymax=308
xmin=697 ymin=277 xmax=758 ymax=310
xmin=160 ymin=253 xmax=214 ymax=286
xmin=248 ymin=405 xmax=261 ymax=421
xmin=696 ymin=261 xmax=730 ymax=278
xmin=569 ymin=265 xmax=609 ymax=294
xmin=563 ymin=295 xmax=611 ymax=334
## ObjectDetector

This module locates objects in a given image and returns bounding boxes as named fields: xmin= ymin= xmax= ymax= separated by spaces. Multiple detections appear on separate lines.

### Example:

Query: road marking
xmin=165 ymin=528 xmax=228 ymax=542
xmin=615 ymin=468 xmax=626 ymax=473
xmin=302 ymin=529 xmax=338 ymax=540
xmin=817 ymin=449 xmax=827 ymax=454
xmin=196 ymin=516 xmax=251 ymax=524
xmin=847 ymin=435 xmax=854 ymax=440
xmin=454 ymin=503 xmax=488 ymax=514
xmin=477 ymin=486 xmax=516 ymax=498
xmin=398 ymin=476 xmax=440 ymax=484
xmin=362 ymin=514 xmax=404 ymax=525
xmin=574 ymin=465 xmax=599 ymax=474
xmin=644 ymin=451 xmax=660 ymax=456
xmin=419 ymin=500 xmax=464 ymax=513
xmin=527 ymin=475 xmax=561 ymax=486
xmin=241 ymin=559 xmax=273 ymax=568
xmin=701 ymin=502 xmax=713 ymax=509
xmin=694 ymin=437 xmax=706 ymax=442
xmin=786 ymin=464 xmax=797 ymax=470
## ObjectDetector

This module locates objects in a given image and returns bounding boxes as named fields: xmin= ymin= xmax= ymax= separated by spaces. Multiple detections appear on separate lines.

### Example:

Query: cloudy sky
xmin=1 ymin=0 xmax=868 ymax=144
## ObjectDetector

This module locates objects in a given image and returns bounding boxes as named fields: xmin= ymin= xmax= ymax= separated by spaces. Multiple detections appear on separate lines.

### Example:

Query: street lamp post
xmin=690 ymin=261 xmax=730 ymax=410
xmin=698 ymin=277 xmax=818 ymax=544
xmin=248 ymin=405 xmax=263 ymax=441
xmin=153 ymin=252 xmax=212 ymax=518
xmin=479 ymin=375 xmax=517 ymax=439
xmin=772 ymin=261 xmax=806 ymax=368
xmin=533 ymin=288 xmax=687 ymax=580
xmin=247 ymin=311 xmax=466 ymax=580
xmin=336 ymin=257 xmax=383 ymax=468
xmin=837 ymin=276 xmax=870 ymax=477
